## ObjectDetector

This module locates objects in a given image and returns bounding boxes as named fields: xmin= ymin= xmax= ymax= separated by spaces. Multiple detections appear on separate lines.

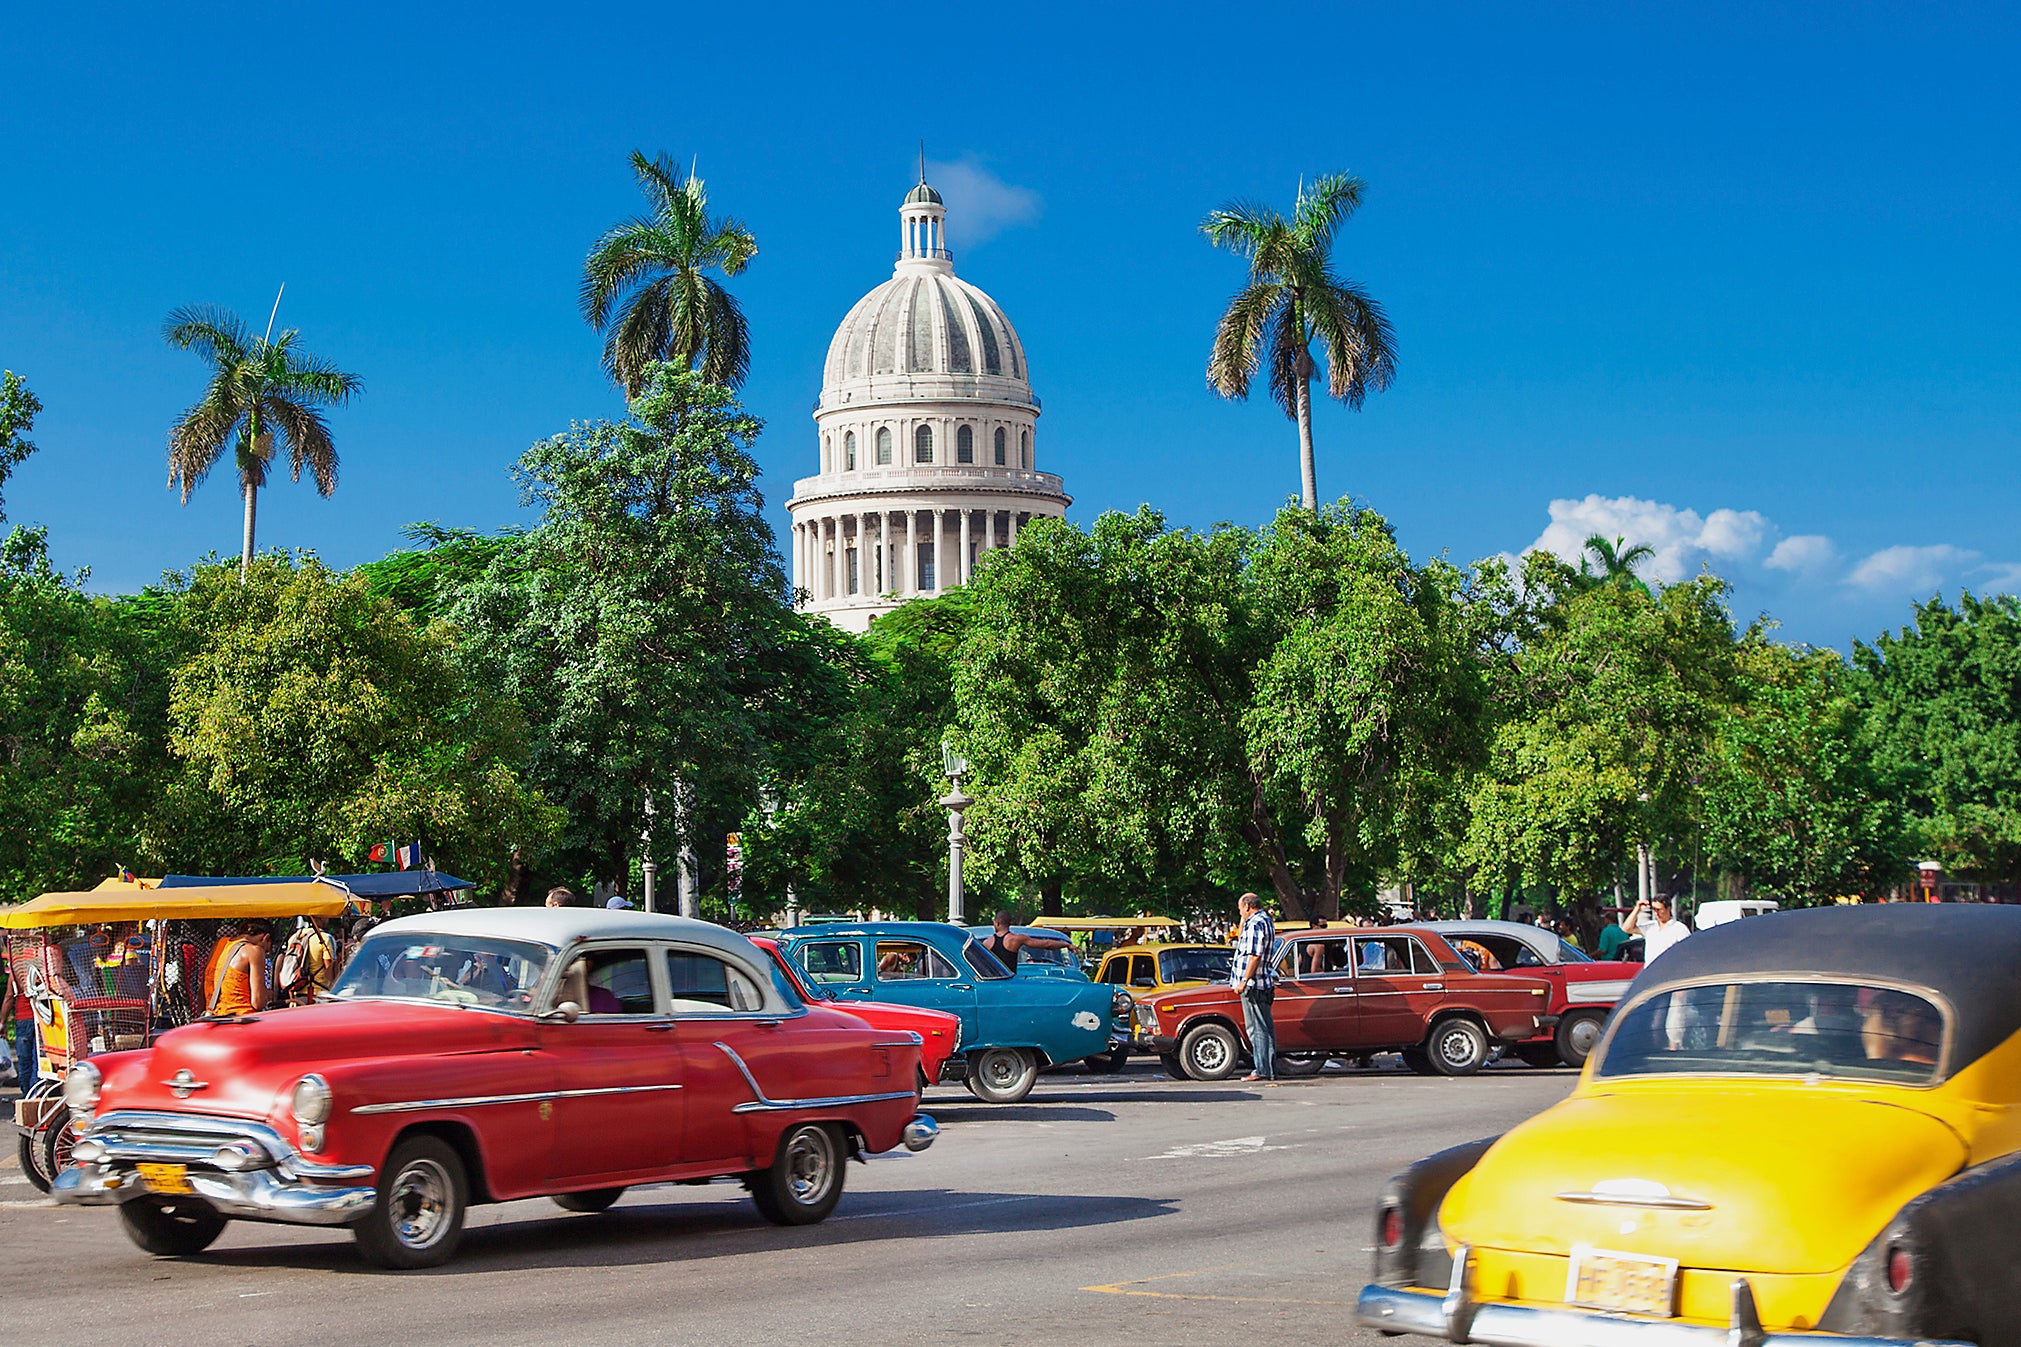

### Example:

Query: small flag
xmin=368 ymin=843 xmax=387 ymax=863
xmin=119 ymin=866 xmax=136 ymax=883
xmin=395 ymin=841 xmax=422 ymax=870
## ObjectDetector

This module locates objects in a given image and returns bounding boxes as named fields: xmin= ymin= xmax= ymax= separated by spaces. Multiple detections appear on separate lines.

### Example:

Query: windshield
xmin=1160 ymin=948 xmax=1233 ymax=983
xmin=1558 ymin=940 xmax=1592 ymax=963
xmin=1596 ymin=980 xmax=1947 ymax=1086
xmin=963 ymin=939 xmax=1013 ymax=980
xmin=331 ymin=934 xmax=552 ymax=1011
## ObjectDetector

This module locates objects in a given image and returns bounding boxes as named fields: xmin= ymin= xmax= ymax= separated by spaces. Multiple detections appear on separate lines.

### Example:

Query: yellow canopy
xmin=0 ymin=881 xmax=354 ymax=929
xmin=1030 ymin=915 xmax=1179 ymax=933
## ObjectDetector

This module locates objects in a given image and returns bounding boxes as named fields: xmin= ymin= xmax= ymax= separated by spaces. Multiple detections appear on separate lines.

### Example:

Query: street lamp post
xmin=941 ymin=742 xmax=973 ymax=926
xmin=640 ymin=791 xmax=658 ymax=914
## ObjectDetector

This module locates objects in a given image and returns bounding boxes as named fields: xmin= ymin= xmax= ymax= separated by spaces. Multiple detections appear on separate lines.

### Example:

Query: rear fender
xmin=1372 ymin=1136 xmax=1500 ymax=1290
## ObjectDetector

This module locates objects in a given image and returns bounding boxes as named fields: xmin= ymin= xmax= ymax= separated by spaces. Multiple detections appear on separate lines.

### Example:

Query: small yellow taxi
xmin=1358 ymin=904 xmax=2021 ymax=1346
xmin=1091 ymin=942 xmax=1233 ymax=997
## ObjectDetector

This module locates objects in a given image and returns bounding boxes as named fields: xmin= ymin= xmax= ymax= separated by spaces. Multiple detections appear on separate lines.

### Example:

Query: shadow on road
xmin=198 ymin=1188 xmax=1178 ymax=1276
xmin=924 ymin=1104 xmax=1117 ymax=1123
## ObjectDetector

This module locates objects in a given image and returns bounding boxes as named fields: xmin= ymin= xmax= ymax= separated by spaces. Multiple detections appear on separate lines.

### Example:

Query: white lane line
xmin=1139 ymin=1135 xmax=1287 ymax=1160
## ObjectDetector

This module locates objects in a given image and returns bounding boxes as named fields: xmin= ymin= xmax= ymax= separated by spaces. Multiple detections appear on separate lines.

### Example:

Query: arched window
xmin=994 ymin=427 xmax=1007 ymax=466
xmin=915 ymin=424 xmax=934 ymax=464
xmin=876 ymin=427 xmax=892 ymax=465
xmin=845 ymin=430 xmax=857 ymax=471
xmin=1020 ymin=429 xmax=1030 ymax=469
xmin=957 ymin=425 xmax=974 ymax=464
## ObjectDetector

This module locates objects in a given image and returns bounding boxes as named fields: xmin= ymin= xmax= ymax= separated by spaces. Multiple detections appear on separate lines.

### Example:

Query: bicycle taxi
xmin=4 ymin=877 xmax=356 ymax=1190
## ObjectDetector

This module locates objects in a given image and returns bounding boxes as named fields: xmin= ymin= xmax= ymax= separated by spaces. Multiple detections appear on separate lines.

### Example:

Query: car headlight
xmin=1111 ymin=989 xmax=1134 ymax=1015
xmin=1134 ymin=1003 xmax=1158 ymax=1029
xmin=290 ymin=1074 xmax=333 ymax=1125
xmin=62 ymin=1061 xmax=102 ymax=1116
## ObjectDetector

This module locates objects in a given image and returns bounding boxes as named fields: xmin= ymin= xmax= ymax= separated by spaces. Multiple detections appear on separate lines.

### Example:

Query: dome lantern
xmin=899 ymin=150 xmax=951 ymax=269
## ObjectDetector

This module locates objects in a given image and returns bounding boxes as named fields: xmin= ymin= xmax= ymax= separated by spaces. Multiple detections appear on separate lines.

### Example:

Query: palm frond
xmin=162 ymin=304 xmax=252 ymax=373
xmin=1291 ymin=173 xmax=1366 ymax=253
xmin=703 ymin=216 xmax=758 ymax=275
xmin=580 ymin=218 xmax=671 ymax=327
xmin=1199 ymin=202 xmax=1281 ymax=258
xmin=697 ymin=281 xmax=751 ymax=389
xmin=1206 ymin=281 xmax=1283 ymax=398
xmin=606 ymin=276 xmax=677 ymax=395
xmin=1303 ymin=275 xmax=1396 ymax=408
xmin=1264 ymin=300 xmax=1304 ymax=419
xmin=630 ymin=150 xmax=688 ymax=220
xmin=265 ymin=397 xmax=338 ymax=495
xmin=166 ymin=387 xmax=243 ymax=503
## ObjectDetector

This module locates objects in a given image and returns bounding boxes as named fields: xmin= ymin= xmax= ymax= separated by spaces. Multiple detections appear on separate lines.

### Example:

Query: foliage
xmin=0 ymin=528 xmax=173 ymax=902
xmin=1855 ymin=593 xmax=2021 ymax=880
xmin=1464 ymin=564 xmax=1743 ymax=903
xmin=1700 ymin=643 xmax=1905 ymax=902
xmin=145 ymin=554 xmax=559 ymax=887
xmin=162 ymin=305 xmax=362 ymax=572
xmin=581 ymin=152 xmax=758 ymax=397
xmin=1576 ymin=533 xmax=1655 ymax=596
xmin=1202 ymin=174 xmax=1396 ymax=509
xmin=444 ymin=368 xmax=818 ymax=897
xmin=0 ymin=370 xmax=42 ymax=524
xmin=357 ymin=525 xmax=528 ymax=623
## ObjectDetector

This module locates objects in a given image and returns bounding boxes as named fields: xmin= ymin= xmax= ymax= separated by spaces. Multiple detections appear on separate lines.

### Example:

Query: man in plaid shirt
xmin=1230 ymin=892 xmax=1278 ymax=1084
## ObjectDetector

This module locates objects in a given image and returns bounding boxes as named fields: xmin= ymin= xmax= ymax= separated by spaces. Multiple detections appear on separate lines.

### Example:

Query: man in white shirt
xmin=1624 ymin=895 xmax=1692 ymax=1047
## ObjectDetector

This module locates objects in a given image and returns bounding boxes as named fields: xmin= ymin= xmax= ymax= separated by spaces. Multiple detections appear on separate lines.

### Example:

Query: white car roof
xmin=1423 ymin=919 xmax=1566 ymax=963
xmin=369 ymin=906 xmax=760 ymax=961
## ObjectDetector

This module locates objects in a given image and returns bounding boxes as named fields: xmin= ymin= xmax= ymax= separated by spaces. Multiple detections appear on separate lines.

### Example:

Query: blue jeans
xmin=13 ymin=1017 xmax=36 ymax=1091
xmin=1241 ymin=986 xmax=1277 ymax=1079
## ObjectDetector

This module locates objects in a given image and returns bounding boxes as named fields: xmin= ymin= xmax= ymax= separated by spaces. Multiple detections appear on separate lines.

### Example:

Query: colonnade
xmin=792 ymin=505 xmax=1047 ymax=604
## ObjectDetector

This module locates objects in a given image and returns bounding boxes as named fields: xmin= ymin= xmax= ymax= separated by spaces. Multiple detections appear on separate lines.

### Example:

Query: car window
xmin=1353 ymin=937 xmax=1410 ymax=973
xmin=1596 ymin=980 xmax=1946 ymax=1085
xmin=1130 ymin=955 xmax=1157 ymax=987
xmin=874 ymin=941 xmax=958 ymax=981
xmin=798 ymin=939 xmax=864 ymax=984
xmin=1292 ymin=938 xmax=1353 ymax=978
xmin=332 ymin=934 xmax=550 ymax=1010
xmin=1558 ymin=941 xmax=1592 ymax=963
xmin=963 ymin=940 xmax=1012 ymax=980
xmin=664 ymin=950 xmax=768 ymax=1014
xmin=1476 ymin=935 xmax=1544 ymax=969
xmin=1160 ymin=947 xmax=1233 ymax=984
xmin=1098 ymin=958 xmax=1129 ymax=985
xmin=558 ymin=948 xmax=654 ymax=1016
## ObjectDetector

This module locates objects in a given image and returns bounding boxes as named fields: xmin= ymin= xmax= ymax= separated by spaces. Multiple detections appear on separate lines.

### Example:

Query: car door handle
xmin=949 ymin=984 xmax=973 ymax=992
xmin=1421 ymin=983 xmax=1444 ymax=991
xmin=1330 ymin=987 xmax=1357 ymax=995
xmin=645 ymin=1022 xmax=675 ymax=1032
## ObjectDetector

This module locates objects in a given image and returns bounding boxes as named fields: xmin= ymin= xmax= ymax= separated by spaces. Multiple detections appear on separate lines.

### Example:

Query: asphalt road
xmin=0 ymin=1060 xmax=1576 ymax=1346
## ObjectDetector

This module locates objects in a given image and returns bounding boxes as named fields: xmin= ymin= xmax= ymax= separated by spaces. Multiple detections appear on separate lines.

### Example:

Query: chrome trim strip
xmin=349 ymin=1083 xmax=682 ymax=1116
xmin=868 ymin=1034 xmax=924 ymax=1047
xmin=83 ymin=1110 xmax=372 ymax=1182
xmin=1555 ymin=1190 xmax=1713 ymax=1211
xmin=713 ymin=1041 xmax=918 ymax=1114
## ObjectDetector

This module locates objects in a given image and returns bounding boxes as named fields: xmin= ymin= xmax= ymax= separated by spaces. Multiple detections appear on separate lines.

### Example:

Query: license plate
xmin=137 ymin=1163 xmax=194 ymax=1195
xmin=1566 ymin=1245 xmax=1678 ymax=1318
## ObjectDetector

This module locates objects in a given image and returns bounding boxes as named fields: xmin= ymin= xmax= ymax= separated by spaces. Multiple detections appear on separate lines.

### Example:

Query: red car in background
xmin=1425 ymin=919 xmax=1639 ymax=1067
xmin=1130 ymin=926 xmax=1553 ymax=1080
xmin=751 ymin=937 xmax=961 ymax=1090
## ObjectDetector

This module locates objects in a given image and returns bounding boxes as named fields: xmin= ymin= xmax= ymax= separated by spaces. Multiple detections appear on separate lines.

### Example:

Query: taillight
xmin=1379 ymin=1204 xmax=1404 ymax=1250
xmin=1886 ymin=1244 xmax=1913 ymax=1296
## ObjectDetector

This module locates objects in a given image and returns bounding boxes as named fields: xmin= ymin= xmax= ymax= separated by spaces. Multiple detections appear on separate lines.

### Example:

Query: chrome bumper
xmin=51 ymin=1109 xmax=376 ymax=1227
xmin=901 ymin=1114 xmax=938 ymax=1152
xmin=1356 ymin=1282 xmax=1969 ymax=1347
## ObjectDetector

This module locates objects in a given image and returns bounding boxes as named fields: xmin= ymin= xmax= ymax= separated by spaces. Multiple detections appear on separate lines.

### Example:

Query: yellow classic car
xmin=1357 ymin=904 xmax=2021 ymax=1347
xmin=1092 ymin=942 xmax=1232 ymax=997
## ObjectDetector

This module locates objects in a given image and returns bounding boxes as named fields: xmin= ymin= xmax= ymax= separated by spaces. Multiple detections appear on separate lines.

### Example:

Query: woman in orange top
xmin=211 ymin=922 xmax=275 ymax=1017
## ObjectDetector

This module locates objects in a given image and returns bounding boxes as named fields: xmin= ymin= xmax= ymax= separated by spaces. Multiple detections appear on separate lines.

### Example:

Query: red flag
xmin=368 ymin=842 xmax=387 ymax=863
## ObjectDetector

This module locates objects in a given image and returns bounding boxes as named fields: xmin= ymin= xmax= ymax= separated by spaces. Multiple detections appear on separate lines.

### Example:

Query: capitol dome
xmin=786 ymin=171 xmax=1070 ymax=634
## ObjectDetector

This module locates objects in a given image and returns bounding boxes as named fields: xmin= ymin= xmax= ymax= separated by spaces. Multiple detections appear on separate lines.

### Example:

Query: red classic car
xmin=749 ymin=936 xmax=962 ymax=1088
xmin=52 ymin=909 xmax=938 ymax=1268
xmin=1424 ymin=919 xmax=1639 ymax=1067
xmin=1130 ymin=926 xmax=1553 ymax=1080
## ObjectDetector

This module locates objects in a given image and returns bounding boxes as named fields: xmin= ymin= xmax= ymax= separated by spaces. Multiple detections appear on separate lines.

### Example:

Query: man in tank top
xmin=983 ymin=911 xmax=1072 ymax=972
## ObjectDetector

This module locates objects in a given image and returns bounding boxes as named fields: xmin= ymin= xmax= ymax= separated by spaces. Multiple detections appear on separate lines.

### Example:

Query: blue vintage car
xmin=780 ymin=922 xmax=1125 ymax=1103
xmin=960 ymin=925 xmax=1089 ymax=979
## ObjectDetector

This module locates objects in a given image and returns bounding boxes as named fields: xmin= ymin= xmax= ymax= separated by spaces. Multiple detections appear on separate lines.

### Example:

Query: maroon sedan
xmin=1129 ymin=926 xmax=1552 ymax=1080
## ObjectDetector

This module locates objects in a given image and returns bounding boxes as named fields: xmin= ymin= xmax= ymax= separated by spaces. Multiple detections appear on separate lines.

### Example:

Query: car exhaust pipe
xmin=902 ymin=1115 xmax=939 ymax=1152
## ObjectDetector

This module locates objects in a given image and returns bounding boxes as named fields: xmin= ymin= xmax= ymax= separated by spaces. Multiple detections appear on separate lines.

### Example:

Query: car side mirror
xmin=540 ymin=1000 xmax=583 ymax=1024
xmin=1132 ymin=977 xmax=1155 ymax=988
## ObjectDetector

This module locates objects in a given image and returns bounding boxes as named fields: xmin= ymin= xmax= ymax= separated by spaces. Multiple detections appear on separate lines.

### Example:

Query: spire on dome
xmin=897 ymin=154 xmax=950 ymax=267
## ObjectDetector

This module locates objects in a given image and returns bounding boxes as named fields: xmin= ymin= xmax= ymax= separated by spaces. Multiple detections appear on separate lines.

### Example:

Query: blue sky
xmin=4 ymin=2 xmax=2017 ymax=647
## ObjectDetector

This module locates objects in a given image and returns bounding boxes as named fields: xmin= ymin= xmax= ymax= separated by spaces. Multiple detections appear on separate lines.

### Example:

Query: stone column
xmin=1009 ymin=511 xmax=1020 ymax=548
xmin=903 ymin=508 xmax=916 ymax=595
xmin=958 ymin=506 xmax=972 ymax=585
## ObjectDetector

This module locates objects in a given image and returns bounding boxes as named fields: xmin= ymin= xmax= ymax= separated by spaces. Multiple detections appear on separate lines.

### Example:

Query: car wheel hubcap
xmin=785 ymin=1128 xmax=834 ymax=1204
xmin=1440 ymin=1030 xmax=1474 ymax=1065
xmin=1569 ymin=1017 xmax=1601 ymax=1056
xmin=983 ymin=1053 xmax=1019 ymax=1088
xmin=1195 ymin=1037 xmax=1227 ymax=1072
xmin=388 ymin=1158 xmax=452 ymax=1249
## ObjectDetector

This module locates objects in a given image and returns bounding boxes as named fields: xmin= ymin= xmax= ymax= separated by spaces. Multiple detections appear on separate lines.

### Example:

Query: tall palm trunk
xmin=241 ymin=479 xmax=258 ymax=578
xmin=1294 ymin=350 xmax=1318 ymax=510
xmin=239 ymin=411 xmax=261 ymax=579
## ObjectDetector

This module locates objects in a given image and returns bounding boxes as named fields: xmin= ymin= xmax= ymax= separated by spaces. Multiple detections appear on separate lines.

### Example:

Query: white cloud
xmin=1524 ymin=494 xmax=1774 ymax=584
xmin=1845 ymin=544 xmax=1979 ymax=594
xmin=1765 ymin=534 xmax=1838 ymax=574
xmin=925 ymin=155 xmax=1042 ymax=246
xmin=1977 ymin=563 xmax=2021 ymax=595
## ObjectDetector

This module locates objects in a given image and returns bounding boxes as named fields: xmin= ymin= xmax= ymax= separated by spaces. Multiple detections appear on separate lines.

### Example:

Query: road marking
xmin=1082 ymin=1264 xmax=1353 ymax=1306
xmin=1139 ymin=1135 xmax=1286 ymax=1160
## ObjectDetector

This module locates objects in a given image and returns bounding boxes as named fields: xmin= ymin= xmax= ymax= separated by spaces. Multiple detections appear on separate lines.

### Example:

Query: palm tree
xmin=164 ymin=304 xmax=362 ymax=576
xmin=581 ymin=152 xmax=759 ymax=398
xmin=1203 ymin=174 xmax=1397 ymax=510
xmin=1579 ymin=533 xmax=1656 ymax=593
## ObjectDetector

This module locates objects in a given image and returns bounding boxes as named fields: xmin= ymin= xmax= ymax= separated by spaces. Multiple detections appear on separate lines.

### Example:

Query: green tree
xmin=446 ymin=368 xmax=818 ymax=899
xmin=0 ymin=529 xmax=174 ymax=901
xmin=0 ymin=370 xmax=42 ymax=524
xmin=163 ymin=305 xmax=362 ymax=576
xmin=581 ymin=152 xmax=758 ymax=398
xmin=1701 ymin=643 xmax=1904 ymax=902
xmin=1577 ymin=533 xmax=1656 ymax=594
xmin=1855 ymin=592 xmax=2021 ymax=881
xmin=1203 ymin=174 xmax=1397 ymax=510
xmin=146 ymin=554 xmax=559 ymax=887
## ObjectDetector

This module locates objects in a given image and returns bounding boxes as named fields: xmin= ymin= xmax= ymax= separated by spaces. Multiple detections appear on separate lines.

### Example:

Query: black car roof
xmin=1637 ymin=904 xmax=2021 ymax=1072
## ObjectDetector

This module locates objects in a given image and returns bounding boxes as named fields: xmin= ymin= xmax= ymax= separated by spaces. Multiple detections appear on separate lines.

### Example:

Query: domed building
xmin=786 ymin=174 xmax=1070 ymax=631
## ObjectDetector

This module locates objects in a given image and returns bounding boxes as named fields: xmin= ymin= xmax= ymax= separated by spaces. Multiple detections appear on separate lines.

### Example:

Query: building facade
xmin=786 ymin=177 xmax=1069 ymax=631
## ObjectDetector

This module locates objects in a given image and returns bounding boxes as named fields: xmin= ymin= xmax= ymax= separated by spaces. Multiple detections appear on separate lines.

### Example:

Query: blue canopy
xmin=158 ymin=871 xmax=473 ymax=898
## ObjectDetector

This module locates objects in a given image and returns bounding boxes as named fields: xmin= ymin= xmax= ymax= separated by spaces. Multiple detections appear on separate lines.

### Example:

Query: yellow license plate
xmin=1566 ymin=1245 xmax=1678 ymax=1318
xmin=136 ymin=1163 xmax=194 ymax=1195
